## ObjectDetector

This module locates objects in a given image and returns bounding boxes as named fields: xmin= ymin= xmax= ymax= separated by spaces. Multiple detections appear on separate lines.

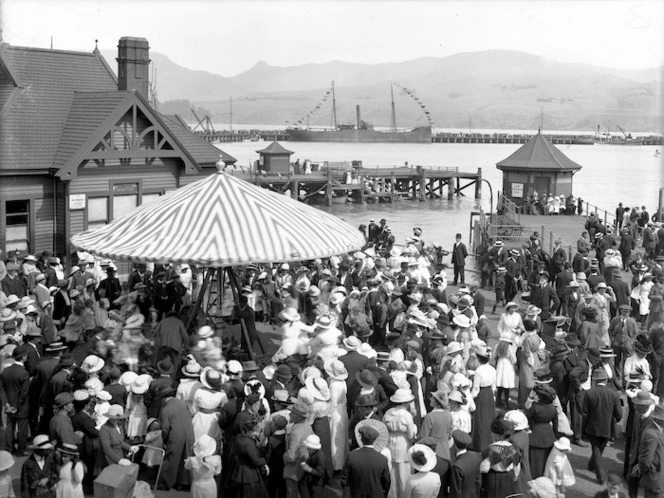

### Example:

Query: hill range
xmin=101 ymin=49 xmax=662 ymax=132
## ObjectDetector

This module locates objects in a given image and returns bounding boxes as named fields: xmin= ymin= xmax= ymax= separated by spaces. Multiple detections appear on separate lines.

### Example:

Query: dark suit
xmin=341 ymin=446 xmax=391 ymax=498
xmin=471 ymin=291 xmax=486 ymax=318
xmin=339 ymin=351 xmax=369 ymax=395
xmin=104 ymin=383 xmax=128 ymax=408
xmin=452 ymin=242 xmax=468 ymax=285
xmin=450 ymin=450 xmax=482 ymax=498
xmin=0 ymin=361 xmax=30 ymax=452
xmin=14 ymin=342 xmax=40 ymax=377
xmin=638 ymin=422 xmax=664 ymax=497
xmin=582 ymin=383 xmax=623 ymax=482
xmin=533 ymin=284 xmax=560 ymax=320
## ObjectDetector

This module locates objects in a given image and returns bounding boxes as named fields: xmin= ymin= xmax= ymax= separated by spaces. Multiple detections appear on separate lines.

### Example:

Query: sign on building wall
xmin=69 ymin=194 xmax=86 ymax=210
xmin=511 ymin=183 xmax=524 ymax=198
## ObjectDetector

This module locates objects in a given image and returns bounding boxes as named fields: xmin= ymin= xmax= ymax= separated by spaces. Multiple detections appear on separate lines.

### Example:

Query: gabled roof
xmin=496 ymin=132 xmax=583 ymax=172
xmin=257 ymin=141 xmax=294 ymax=155
xmin=161 ymin=113 xmax=232 ymax=165
xmin=0 ymin=44 xmax=117 ymax=172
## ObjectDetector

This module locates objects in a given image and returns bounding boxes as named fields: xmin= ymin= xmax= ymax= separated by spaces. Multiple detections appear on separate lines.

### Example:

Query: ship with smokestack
xmin=286 ymin=82 xmax=433 ymax=143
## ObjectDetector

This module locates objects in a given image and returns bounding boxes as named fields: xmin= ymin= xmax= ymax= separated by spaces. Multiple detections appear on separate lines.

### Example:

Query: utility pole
xmin=230 ymin=97 xmax=233 ymax=132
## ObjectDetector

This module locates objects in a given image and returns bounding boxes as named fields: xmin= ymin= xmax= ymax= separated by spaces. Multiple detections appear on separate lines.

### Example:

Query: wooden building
xmin=496 ymin=131 xmax=582 ymax=206
xmin=0 ymin=37 xmax=235 ymax=263
xmin=256 ymin=141 xmax=293 ymax=174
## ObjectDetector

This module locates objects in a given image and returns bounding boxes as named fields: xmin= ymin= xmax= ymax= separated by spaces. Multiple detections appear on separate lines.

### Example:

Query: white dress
xmin=497 ymin=312 xmax=523 ymax=335
xmin=55 ymin=461 xmax=84 ymax=498
xmin=192 ymin=389 xmax=226 ymax=444
xmin=328 ymin=378 xmax=349 ymax=471
xmin=383 ymin=407 xmax=417 ymax=498
xmin=494 ymin=344 xmax=517 ymax=389
xmin=638 ymin=281 xmax=654 ymax=316
xmin=185 ymin=454 xmax=222 ymax=498
xmin=177 ymin=379 xmax=203 ymax=416
xmin=126 ymin=395 xmax=148 ymax=438
xmin=405 ymin=471 xmax=441 ymax=498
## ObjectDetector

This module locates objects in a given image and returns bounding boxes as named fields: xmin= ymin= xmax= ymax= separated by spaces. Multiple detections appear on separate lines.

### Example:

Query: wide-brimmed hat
xmin=106 ymin=404 xmax=127 ymax=419
xmin=526 ymin=305 xmax=542 ymax=315
xmin=408 ymin=444 xmax=437 ymax=472
xmin=564 ymin=333 xmax=581 ymax=347
xmin=649 ymin=404 xmax=664 ymax=421
xmin=242 ymin=361 xmax=259 ymax=372
xmin=446 ymin=341 xmax=463 ymax=355
xmin=28 ymin=434 xmax=54 ymax=451
xmin=157 ymin=357 xmax=174 ymax=375
xmin=197 ymin=326 xmax=215 ymax=339
xmin=635 ymin=341 xmax=653 ymax=355
xmin=290 ymin=399 xmax=309 ymax=418
xmin=452 ymin=314 xmax=471 ymax=328
xmin=448 ymin=390 xmax=465 ymax=404
xmin=193 ymin=434 xmax=217 ymax=458
xmin=119 ymin=371 xmax=138 ymax=389
xmin=324 ymin=359 xmax=348 ymax=380
xmin=343 ymin=336 xmax=362 ymax=350
xmin=45 ymin=341 xmax=67 ymax=353
xmin=356 ymin=369 xmax=378 ymax=389
xmin=182 ymin=359 xmax=203 ymax=378
xmin=0 ymin=309 xmax=16 ymax=322
xmin=632 ymin=390 xmax=654 ymax=406
xmin=554 ymin=437 xmax=571 ymax=452
xmin=0 ymin=450 xmax=14 ymax=471
xmin=430 ymin=390 xmax=447 ymax=408
xmin=83 ymin=355 xmax=105 ymax=373
xmin=200 ymin=367 xmax=223 ymax=391
xmin=390 ymin=388 xmax=414 ymax=404
xmin=57 ymin=442 xmax=79 ymax=456
xmin=274 ymin=364 xmax=293 ymax=382
xmin=355 ymin=419 xmax=389 ymax=452
xmin=626 ymin=371 xmax=646 ymax=384
xmin=599 ymin=348 xmax=617 ymax=359
xmin=358 ymin=343 xmax=377 ymax=359
xmin=131 ymin=376 xmax=150 ymax=394
xmin=504 ymin=410 xmax=529 ymax=431
xmin=279 ymin=307 xmax=301 ymax=322
xmin=271 ymin=389 xmax=292 ymax=405
xmin=305 ymin=376 xmax=330 ymax=401
xmin=591 ymin=368 xmax=609 ymax=382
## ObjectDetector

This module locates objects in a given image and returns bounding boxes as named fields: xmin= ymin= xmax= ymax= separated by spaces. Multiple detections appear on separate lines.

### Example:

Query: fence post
xmin=604 ymin=210 xmax=607 ymax=227
xmin=549 ymin=231 xmax=553 ymax=254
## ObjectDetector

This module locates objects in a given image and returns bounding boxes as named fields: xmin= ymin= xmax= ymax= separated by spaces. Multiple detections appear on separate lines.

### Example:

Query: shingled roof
xmin=0 ymin=43 xmax=227 ymax=173
xmin=496 ymin=132 xmax=583 ymax=172
xmin=257 ymin=141 xmax=294 ymax=155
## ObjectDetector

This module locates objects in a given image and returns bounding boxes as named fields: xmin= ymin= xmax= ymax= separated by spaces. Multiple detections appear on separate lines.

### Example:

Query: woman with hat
xmin=517 ymin=319 xmax=544 ymax=409
xmin=230 ymin=418 xmax=269 ymax=498
xmin=98 ymin=405 xmax=138 ymax=469
xmin=54 ymin=442 xmax=84 ymax=498
xmin=126 ymin=376 xmax=149 ymax=441
xmin=21 ymin=435 xmax=57 ymax=498
xmin=497 ymin=301 xmax=524 ymax=337
xmin=590 ymin=282 xmax=615 ymax=341
xmin=636 ymin=272 xmax=654 ymax=326
xmin=324 ymin=358 xmax=349 ymax=471
xmin=581 ymin=306 xmax=606 ymax=350
xmin=383 ymin=388 xmax=417 ymax=497
xmin=505 ymin=409 xmax=532 ymax=490
xmin=470 ymin=345 xmax=496 ymax=452
xmin=0 ymin=449 xmax=15 ymax=497
xmin=494 ymin=332 xmax=517 ymax=409
xmin=404 ymin=444 xmax=441 ymax=498
xmin=184 ymin=434 xmax=222 ymax=498
xmin=525 ymin=384 xmax=559 ymax=479
xmin=178 ymin=357 xmax=204 ymax=415
xmin=479 ymin=418 xmax=521 ymax=497
xmin=420 ymin=390 xmax=453 ymax=462
xmin=192 ymin=367 xmax=227 ymax=448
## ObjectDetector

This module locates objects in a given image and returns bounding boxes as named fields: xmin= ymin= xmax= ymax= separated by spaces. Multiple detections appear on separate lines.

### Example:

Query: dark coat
xmin=637 ymin=422 xmax=664 ymax=495
xmin=14 ymin=342 xmax=41 ymax=377
xmin=609 ymin=278 xmax=630 ymax=309
xmin=450 ymin=450 xmax=482 ymax=498
xmin=71 ymin=409 xmax=100 ymax=462
xmin=99 ymin=420 xmax=131 ymax=465
xmin=341 ymin=446 xmax=391 ymax=498
xmin=582 ymin=384 xmax=623 ymax=438
xmin=339 ymin=351 xmax=369 ymax=390
xmin=525 ymin=403 xmax=558 ymax=448
xmin=471 ymin=291 xmax=486 ymax=318
xmin=104 ymin=383 xmax=128 ymax=408
xmin=21 ymin=453 xmax=57 ymax=498
xmin=159 ymin=397 xmax=195 ymax=488
xmin=0 ymin=362 xmax=30 ymax=418
xmin=533 ymin=284 xmax=560 ymax=320
xmin=452 ymin=242 xmax=468 ymax=267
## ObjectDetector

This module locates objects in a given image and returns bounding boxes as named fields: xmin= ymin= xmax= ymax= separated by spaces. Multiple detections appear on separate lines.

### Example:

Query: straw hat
xmin=446 ymin=341 xmax=463 ymax=355
xmin=408 ymin=444 xmax=437 ymax=472
xmin=82 ymin=355 xmax=105 ymax=373
xmin=279 ymin=307 xmax=301 ymax=323
xmin=201 ymin=367 xmax=223 ymax=391
xmin=197 ymin=326 xmax=215 ymax=339
xmin=105 ymin=405 xmax=127 ymax=420
xmin=45 ymin=341 xmax=67 ymax=353
xmin=504 ymin=410 xmax=529 ymax=431
xmin=526 ymin=305 xmax=542 ymax=315
xmin=390 ymin=388 xmax=414 ymax=404
xmin=193 ymin=434 xmax=217 ymax=458
xmin=303 ymin=434 xmax=322 ymax=450
xmin=131 ymin=376 xmax=150 ymax=394
xmin=96 ymin=390 xmax=112 ymax=402
xmin=343 ymin=336 xmax=362 ymax=350
xmin=182 ymin=359 xmax=203 ymax=378
xmin=73 ymin=390 xmax=90 ymax=402
xmin=452 ymin=314 xmax=471 ymax=328
xmin=554 ymin=437 xmax=571 ymax=452
xmin=324 ymin=359 xmax=348 ymax=380
xmin=0 ymin=450 xmax=14 ymax=471
xmin=57 ymin=442 xmax=80 ymax=456
xmin=28 ymin=434 xmax=54 ymax=451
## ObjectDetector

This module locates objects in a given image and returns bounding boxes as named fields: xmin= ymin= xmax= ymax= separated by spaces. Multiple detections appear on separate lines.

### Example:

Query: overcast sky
xmin=2 ymin=0 xmax=663 ymax=77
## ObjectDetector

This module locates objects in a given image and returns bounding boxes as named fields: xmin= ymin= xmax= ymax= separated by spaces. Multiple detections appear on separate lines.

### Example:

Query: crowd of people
xmin=0 ymin=213 xmax=662 ymax=498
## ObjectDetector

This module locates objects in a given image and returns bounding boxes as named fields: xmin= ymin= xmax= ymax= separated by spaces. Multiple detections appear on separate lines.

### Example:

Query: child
xmin=184 ymin=434 xmax=222 ymax=498
xmin=494 ymin=332 xmax=517 ymax=408
xmin=0 ymin=450 xmax=15 ymax=498
xmin=55 ymin=443 xmax=84 ymax=498
xmin=300 ymin=435 xmax=329 ymax=498
xmin=594 ymin=473 xmax=625 ymax=498
xmin=142 ymin=418 xmax=164 ymax=468
xmin=543 ymin=437 xmax=575 ymax=496
xmin=491 ymin=267 xmax=507 ymax=313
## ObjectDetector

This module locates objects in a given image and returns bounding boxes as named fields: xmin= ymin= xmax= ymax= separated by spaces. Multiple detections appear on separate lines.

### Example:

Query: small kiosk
xmin=496 ymin=131 xmax=582 ymax=208
xmin=256 ymin=141 xmax=294 ymax=174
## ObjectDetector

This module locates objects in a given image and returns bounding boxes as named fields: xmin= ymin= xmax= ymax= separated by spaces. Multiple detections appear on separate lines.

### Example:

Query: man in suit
xmin=451 ymin=233 xmax=468 ymax=286
xmin=555 ymin=262 xmax=575 ymax=302
xmin=533 ymin=271 xmax=560 ymax=320
xmin=582 ymin=368 xmax=623 ymax=484
xmin=284 ymin=399 xmax=314 ymax=498
xmin=609 ymin=272 xmax=630 ymax=315
xmin=551 ymin=238 xmax=567 ymax=278
xmin=450 ymin=430 xmax=481 ymax=498
xmin=0 ymin=347 xmax=31 ymax=454
xmin=339 ymin=336 xmax=369 ymax=394
xmin=41 ymin=354 xmax=75 ymax=432
xmin=608 ymin=304 xmax=639 ymax=374
xmin=569 ymin=347 xmax=601 ymax=447
xmin=158 ymin=388 xmax=195 ymax=491
xmin=14 ymin=328 xmax=42 ymax=377
xmin=341 ymin=425 xmax=391 ymax=498
xmin=636 ymin=405 xmax=664 ymax=498
xmin=469 ymin=284 xmax=486 ymax=318
xmin=619 ymin=228 xmax=636 ymax=270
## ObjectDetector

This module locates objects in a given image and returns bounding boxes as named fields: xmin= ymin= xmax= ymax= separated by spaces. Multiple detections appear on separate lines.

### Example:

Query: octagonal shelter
xmin=256 ymin=141 xmax=294 ymax=174
xmin=496 ymin=131 xmax=582 ymax=207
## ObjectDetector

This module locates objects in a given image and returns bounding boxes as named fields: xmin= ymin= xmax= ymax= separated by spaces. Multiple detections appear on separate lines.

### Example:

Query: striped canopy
xmin=70 ymin=170 xmax=365 ymax=266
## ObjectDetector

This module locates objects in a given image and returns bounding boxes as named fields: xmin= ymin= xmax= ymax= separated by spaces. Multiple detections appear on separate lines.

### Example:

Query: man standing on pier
xmin=451 ymin=233 xmax=468 ymax=286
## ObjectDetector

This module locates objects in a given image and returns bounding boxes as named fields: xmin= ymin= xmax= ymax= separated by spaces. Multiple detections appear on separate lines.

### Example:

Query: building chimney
xmin=116 ymin=36 xmax=150 ymax=100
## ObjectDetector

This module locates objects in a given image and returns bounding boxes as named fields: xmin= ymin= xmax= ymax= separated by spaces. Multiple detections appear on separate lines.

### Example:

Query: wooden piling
xmin=475 ymin=167 xmax=482 ymax=199
xmin=448 ymin=179 xmax=454 ymax=200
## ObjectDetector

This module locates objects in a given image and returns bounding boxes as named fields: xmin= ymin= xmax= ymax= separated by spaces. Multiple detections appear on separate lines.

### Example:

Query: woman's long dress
xmin=126 ymin=395 xmax=148 ymax=439
xmin=328 ymin=378 xmax=349 ymax=471
xmin=55 ymin=461 xmax=84 ymax=498
xmin=185 ymin=455 xmax=222 ymax=498
xmin=471 ymin=363 xmax=496 ymax=452
xmin=192 ymin=389 xmax=226 ymax=446
xmin=383 ymin=407 xmax=417 ymax=498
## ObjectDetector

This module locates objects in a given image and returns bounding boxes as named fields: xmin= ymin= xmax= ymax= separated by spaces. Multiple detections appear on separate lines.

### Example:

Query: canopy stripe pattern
xmin=70 ymin=171 xmax=365 ymax=266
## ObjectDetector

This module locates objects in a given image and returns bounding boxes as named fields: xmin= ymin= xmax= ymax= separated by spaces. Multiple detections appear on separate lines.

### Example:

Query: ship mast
xmin=331 ymin=80 xmax=338 ymax=130
xmin=390 ymin=83 xmax=397 ymax=132
xmin=230 ymin=96 xmax=233 ymax=132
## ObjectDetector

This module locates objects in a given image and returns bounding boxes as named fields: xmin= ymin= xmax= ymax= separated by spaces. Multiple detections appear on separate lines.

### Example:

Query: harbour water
xmin=216 ymin=140 xmax=663 ymax=247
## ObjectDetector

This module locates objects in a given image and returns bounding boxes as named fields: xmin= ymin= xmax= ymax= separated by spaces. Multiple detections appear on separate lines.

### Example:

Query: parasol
xmin=355 ymin=419 xmax=389 ymax=453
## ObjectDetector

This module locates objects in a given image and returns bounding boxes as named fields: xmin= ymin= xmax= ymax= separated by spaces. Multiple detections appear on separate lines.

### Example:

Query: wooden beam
xmin=87 ymin=150 xmax=182 ymax=159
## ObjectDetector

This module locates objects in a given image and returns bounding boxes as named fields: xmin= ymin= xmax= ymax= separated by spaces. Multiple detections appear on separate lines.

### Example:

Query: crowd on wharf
xmin=0 ymin=207 xmax=663 ymax=498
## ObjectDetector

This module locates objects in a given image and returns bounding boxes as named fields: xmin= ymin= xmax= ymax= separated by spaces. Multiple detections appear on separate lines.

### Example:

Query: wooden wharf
xmin=227 ymin=164 xmax=484 ymax=206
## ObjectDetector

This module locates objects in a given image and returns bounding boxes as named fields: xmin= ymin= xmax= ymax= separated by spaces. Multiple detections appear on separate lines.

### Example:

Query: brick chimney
xmin=116 ymin=37 xmax=150 ymax=100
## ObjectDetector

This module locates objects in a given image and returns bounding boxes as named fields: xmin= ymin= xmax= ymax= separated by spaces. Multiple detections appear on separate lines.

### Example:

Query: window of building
xmin=5 ymin=200 xmax=30 ymax=252
xmin=87 ymin=197 xmax=109 ymax=230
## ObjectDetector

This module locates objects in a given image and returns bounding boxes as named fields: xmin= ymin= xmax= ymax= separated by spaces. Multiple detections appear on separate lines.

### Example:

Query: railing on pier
xmin=580 ymin=200 xmax=616 ymax=228
xmin=486 ymin=223 xmax=578 ymax=260
xmin=500 ymin=195 xmax=521 ymax=225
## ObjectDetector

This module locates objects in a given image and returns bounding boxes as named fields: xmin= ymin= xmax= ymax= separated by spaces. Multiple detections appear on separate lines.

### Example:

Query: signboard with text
xmin=69 ymin=194 xmax=86 ymax=210
xmin=511 ymin=183 xmax=524 ymax=198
